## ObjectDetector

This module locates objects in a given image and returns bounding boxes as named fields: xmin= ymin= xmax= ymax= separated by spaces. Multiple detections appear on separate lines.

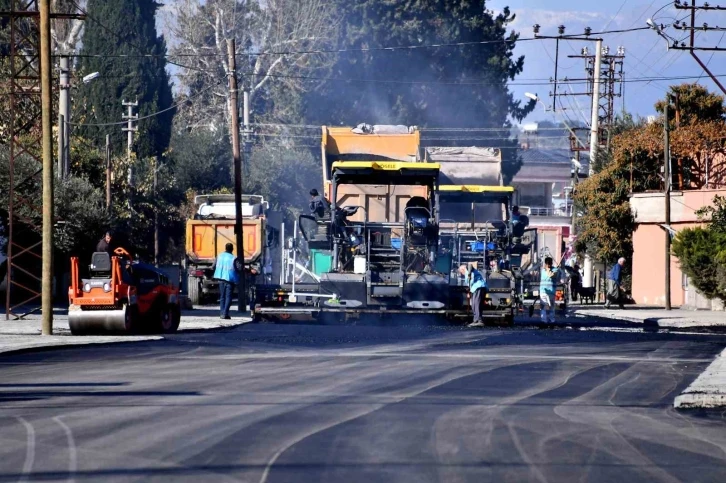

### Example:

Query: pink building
xmin=630 ymin=188 xmax=726 ymax=308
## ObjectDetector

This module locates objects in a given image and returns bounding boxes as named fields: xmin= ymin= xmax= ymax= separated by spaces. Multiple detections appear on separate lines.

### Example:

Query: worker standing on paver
xmin=540 ymin=257 xmax=559 ymax=323
xmin=96 ymin=231 xmax=113 ymax=254
xmin=213 ymin=243 xmax=238 ymax=319
xmin=459 ymin=263 xmax=487 ymax=328
xmin=605 ymin=257 xmax=626 ymax=309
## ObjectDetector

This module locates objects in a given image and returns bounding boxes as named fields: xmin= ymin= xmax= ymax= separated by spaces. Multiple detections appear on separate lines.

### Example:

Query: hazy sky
xmin=489 ymin=0 xmax=726 ymax=125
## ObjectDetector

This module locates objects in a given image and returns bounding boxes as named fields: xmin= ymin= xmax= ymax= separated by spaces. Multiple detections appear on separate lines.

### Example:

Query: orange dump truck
xmin=321 ymin=125 xmax=428 ymax=222
xmin=185 ymin=194 xmax=281 ymax=305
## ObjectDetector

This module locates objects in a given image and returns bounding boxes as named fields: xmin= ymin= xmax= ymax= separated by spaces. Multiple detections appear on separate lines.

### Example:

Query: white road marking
xmin=54 ymin=416 xmax=78 ymax=483
xmin=15 ymin=416 xmax=36 ymax=483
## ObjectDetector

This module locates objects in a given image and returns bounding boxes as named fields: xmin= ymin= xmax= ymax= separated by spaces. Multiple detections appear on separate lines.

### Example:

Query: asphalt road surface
xmin=1 ymin=322 xmax=726 ymax=482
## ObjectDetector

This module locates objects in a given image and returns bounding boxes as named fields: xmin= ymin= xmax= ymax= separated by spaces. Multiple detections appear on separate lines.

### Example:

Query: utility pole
xmin=105 ymin=135 xmax=111 ymax=211
xmin=582 ymin=39 xmax=603 ymax=290
xmin=154 ymin=158 xmax=159 ymax=266
xmin=671 ymin=1 xmax=726 ymax=96
xmin=40 ymin=0 xmax=54 ymax=335
xmin=571 ymin=151 xmax=580 ymax=234
xmin=57 ymin=55 xmax=70 ymax=179
xmin=122 ymin=99 xmax=138 ymax=188
xmin=227 ymin=39 xmax=246 ymax=312
xmin=664 ymin=103 xmax=672 ymax=310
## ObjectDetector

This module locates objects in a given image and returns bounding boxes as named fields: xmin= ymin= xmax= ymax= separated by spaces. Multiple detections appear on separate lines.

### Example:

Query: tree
xmin=672 ymin=196 xmax=726 ymax=304
xmin=574 ymin=84 xmax=726 ymax=276
xmin=168 ymin=128 xmax=232 ymax=193
xmin=655 ymin=83 xmax=726 ymax=125
xmin=163 ymin=0 xmax=339 ymax=130
xmin=245 ymin=144 xmax=321 ymax=219
xmin=76 ymin=0 xmax=174 ymax=159
xmin=304 ymin=1 xmax=534 ymax=182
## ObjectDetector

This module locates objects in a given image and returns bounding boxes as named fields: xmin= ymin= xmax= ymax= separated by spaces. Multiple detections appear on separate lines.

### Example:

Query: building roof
xmin=514 ymin=148 xmax=589 ymax=183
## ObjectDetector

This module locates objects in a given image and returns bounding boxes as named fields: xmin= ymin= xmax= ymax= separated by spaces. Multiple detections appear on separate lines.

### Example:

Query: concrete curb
xmin=675 ymin=348 xmax=726 ymax=409
xmin=0 ymin=312 xmax=252 ymax=357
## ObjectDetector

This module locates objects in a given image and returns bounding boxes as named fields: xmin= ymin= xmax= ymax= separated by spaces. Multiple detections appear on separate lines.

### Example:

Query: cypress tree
xmin=77 ymin=0 xmax=174 ymax=159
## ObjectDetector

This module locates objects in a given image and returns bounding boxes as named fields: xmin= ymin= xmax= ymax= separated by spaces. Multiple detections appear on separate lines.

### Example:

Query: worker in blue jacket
xmin=213 ymin=243 xmax=239 ymax=319
xmin=540 ymin=257 xmax=559 ymax=323
xmin=459 ymin=263 xmax=487 ymax=327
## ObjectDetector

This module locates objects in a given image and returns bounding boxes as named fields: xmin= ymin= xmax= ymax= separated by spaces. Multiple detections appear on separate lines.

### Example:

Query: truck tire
xmin=187 ymin=275 xmax=201 ymax=305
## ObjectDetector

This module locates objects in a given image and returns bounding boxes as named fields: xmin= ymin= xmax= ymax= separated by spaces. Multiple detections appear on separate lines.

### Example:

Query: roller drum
xmin=68 ymin=304 xmax=136 ymax=335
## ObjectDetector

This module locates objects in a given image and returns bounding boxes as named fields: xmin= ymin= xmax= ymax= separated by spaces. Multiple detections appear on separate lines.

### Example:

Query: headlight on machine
xmin=83 ymin=283 xmax=91 ymax=292
xmin=103 ymin=283 xmax=111 ymax=292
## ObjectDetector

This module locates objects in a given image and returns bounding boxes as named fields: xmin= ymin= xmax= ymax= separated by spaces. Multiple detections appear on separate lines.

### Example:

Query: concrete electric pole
xmin=582 ymin=39 xmax=603 ymax=291
xmin=57 ymin=55 xmax=70 ymax=179
xmin=122 ymin=99 xmax=138 ymax=187
xmin=106 ymin=134 xmax=111 ymax=212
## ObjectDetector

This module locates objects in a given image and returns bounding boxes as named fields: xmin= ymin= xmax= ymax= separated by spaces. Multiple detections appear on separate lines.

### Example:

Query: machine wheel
xmin=159 ymin=305 xmax=180 ymax=333
xmin=187 ymin=275 xmax=201 ymax=305
xmin=124 ymin=304 xmax=140 ymax=334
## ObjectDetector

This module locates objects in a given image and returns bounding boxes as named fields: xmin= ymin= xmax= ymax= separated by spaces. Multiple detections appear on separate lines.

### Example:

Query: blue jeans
xmin=219 ymin=280 xmax=234 ymax=317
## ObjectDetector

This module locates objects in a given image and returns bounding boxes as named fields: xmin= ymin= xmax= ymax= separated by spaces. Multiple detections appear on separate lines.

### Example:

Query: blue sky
xmin=488 ymin=0 xmax=726 ymax=125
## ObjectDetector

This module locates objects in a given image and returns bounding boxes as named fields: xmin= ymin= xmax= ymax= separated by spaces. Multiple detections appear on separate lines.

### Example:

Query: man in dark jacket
xmin=96 ymin=232 xmax=113 ymax=254
xmin=605 ymin=257 xmax=626 ymax=309
xmin=309 ymin=189 xmax=330 ymax=220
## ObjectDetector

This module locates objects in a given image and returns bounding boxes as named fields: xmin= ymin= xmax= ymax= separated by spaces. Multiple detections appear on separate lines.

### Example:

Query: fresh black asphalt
xmin=1 ymin=322 xmax=726 ymax=482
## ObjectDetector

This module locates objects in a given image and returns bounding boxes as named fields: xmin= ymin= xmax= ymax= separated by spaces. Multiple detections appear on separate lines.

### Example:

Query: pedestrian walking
xmin=459 ymin=264 xmax=487 ymax=327
xmin=96 ymin=231 xmax=113 ymax=254
xmin=540 ymin=257 xmax=559 ymax=323
xmin=605 ymin=257 xmax=626 ymax=309
xmin=213 ymin=243 xmax=239 ymax=319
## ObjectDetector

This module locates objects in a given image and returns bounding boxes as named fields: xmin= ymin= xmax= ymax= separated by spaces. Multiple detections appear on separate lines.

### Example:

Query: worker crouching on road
xmin=540 ymin=257 xmax=559 ymax=323
xmin=213 ymin=243 xmax=238 ymax=320
xmin=459 ymin=264 xmax=487 ymax=328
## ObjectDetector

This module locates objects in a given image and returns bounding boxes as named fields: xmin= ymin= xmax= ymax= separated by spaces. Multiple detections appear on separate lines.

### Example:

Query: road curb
xmin=0 ymin=316 xmax=252 ymax=358
xmin=675 ymin=348 xmax=726 ymax=409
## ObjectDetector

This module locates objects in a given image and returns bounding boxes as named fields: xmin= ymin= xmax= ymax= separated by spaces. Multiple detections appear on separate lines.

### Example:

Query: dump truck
xmin=185 ymin=194 xmax=282 ymax=305
xmin=68 ymin=248 xmax=181 ymax=334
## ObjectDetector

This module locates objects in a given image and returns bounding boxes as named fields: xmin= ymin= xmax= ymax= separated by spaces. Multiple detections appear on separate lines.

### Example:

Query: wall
xmin=630 ymin=189 xmax=726 ymax=307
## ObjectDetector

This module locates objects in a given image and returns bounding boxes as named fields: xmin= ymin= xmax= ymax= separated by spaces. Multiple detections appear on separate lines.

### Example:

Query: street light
xmin=82 ymin=72 xmax=100 ymax=84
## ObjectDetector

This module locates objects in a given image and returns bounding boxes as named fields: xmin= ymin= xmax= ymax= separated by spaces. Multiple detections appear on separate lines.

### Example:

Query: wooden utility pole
xmin=40 ymin=0 xmax=54 ymax=334
xmin=664 ymin=103 xmax=672 ymax=311
xmin=227 ymin=39 xmax=246 ymax=312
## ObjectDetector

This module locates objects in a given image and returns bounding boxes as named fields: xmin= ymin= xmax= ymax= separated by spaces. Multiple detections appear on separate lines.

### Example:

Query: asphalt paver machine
xmin=254 ymin=161 xmax=448 ymax=322
xmin=436 ymin=185 xmax=535 ymax=325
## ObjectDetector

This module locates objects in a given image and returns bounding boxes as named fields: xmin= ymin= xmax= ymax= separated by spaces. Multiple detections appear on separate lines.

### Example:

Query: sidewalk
xmin=0 ymin=306 xmax=251 ymax=355
xmin=571 ymin=304 xmax=726 ymax=329
xmin=675 ymin=347 xmax=726 ymax=409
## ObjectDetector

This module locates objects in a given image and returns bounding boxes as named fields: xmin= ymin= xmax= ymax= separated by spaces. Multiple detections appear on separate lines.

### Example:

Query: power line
xmin=68 ymin=27 xmax=653 ymax=60
xmin=68 ymin=77 xmax=226 ymax=127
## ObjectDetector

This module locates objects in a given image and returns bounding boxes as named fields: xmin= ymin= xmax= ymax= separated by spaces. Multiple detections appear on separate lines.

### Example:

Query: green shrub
xmin=672 ymin=227 xmax=726 ymax=303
